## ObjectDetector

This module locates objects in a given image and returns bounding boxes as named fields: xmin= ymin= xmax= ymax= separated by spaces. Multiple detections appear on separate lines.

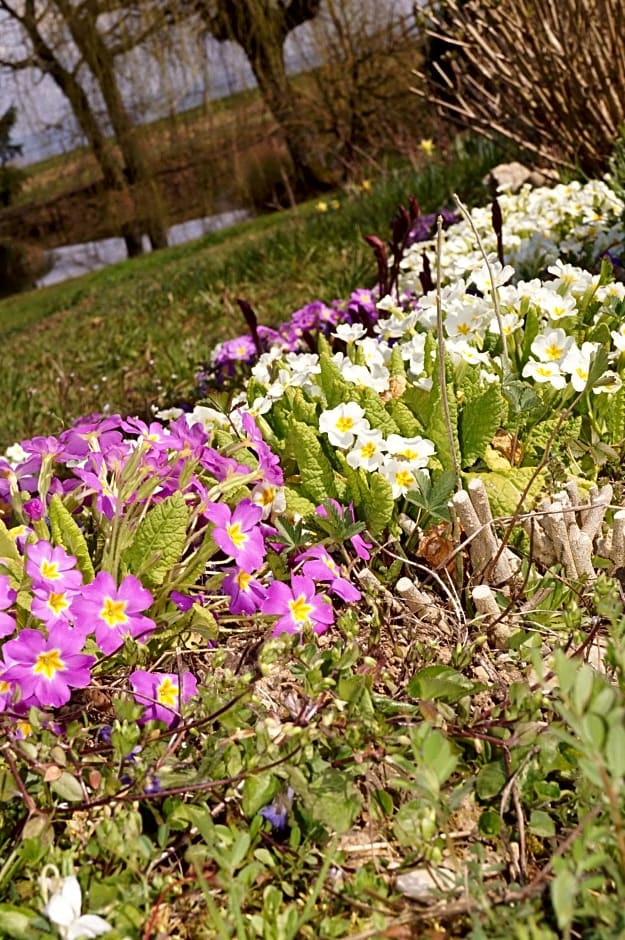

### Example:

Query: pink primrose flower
xmin=26 ymin=541 xmax=83 ymax=592
xmin=209 ymin=499 xmax=266 ymax=573
xmin=71 ymin=572 xmax=155 ymax=655
xmin=300 ymin=546 xmax=361 ymax=602
xmin=261 ymin=575 xmax=334 ymax=637
xmin=239 ymin=411 xmax=284 ymax=486
xmin=130 ymin=669 xmax=198 ymax=726
xmin=30 ymin=584 xmax=88 ymax=639
xmin=0 ymin=575 xmax=17 ymax=639
xmin=221 ymin=566 xmax=267 ymax=614
xmin=58 ymin=414 xmax=124 ymax=460
xmin=2 ymin=626 xmax=95 ymax=708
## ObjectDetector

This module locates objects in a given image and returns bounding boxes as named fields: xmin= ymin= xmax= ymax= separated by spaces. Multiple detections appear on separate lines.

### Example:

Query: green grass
xmin=0 ymin=136 xmax=505 ymax=452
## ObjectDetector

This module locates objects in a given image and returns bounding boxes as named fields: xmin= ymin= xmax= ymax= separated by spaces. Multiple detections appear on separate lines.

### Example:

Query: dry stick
xmin=453 ymin=193 xmax=510 ymax=375
xmin=435 ymin=214 xmax=463 ymax=494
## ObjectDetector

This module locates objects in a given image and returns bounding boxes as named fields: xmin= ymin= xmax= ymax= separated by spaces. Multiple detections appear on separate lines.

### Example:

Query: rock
xmin=483 ymin=161 xmax=559 ymax=193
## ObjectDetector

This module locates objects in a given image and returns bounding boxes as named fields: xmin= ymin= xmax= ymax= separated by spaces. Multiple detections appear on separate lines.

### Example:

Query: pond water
xmin=36 ymin=208 xmax=251 ymax=288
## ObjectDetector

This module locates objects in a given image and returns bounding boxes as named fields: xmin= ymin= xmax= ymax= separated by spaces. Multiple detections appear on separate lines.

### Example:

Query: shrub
xmin=414 ymin=0 xmax=625 ymax=176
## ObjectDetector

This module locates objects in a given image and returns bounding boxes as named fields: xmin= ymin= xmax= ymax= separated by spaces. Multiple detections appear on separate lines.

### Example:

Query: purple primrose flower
xmin=130 ymin=669 xmax=198 ymax=726
xmin=71 ymin=572 xmax=155 ymax=654
xmin=262 ymin=575 xmax=334 ymax=637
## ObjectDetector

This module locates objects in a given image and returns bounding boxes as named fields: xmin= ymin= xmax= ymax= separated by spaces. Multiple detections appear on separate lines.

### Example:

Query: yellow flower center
xmin=322 ymin=555 xmax=338 ymax=574
xmin=40 ymin=560 xmax=60 ymax=580
xmin=288 ymin=594 xmax=313 ymax=626
xmin=576 ymin=367 xmax=588 ymax=382
xmin=457 ymin=323 xmax=470 ymax=335
xmin=260 ymin=487 xmax=276 ymax=506
xmin=33 ymin=649 xmax=65 ymax=680
xmin=226 ymin=521 xmax=248 ymax=549
xmin=0 ymin=680 xmax=10 ymax=694
xmin=48 ymin=592 xmax=69 ymax=615
xmin=536 ymin=366 xmax=554 ymax=377
xmin=156 ymin=677 xmax=179 ymax=708
xmin=100 ymin=597 xmax=128 ymax=628
xmin=360 ymin=442 xmax=376 ymax=458
xmin=396 ymin=469 xmax=415 ymax=489
xmin=235 ymin=570 xmax=252 ymax=591
xmin=400 ymin=448 xmax=418 ymax=460
xmin=545 ymin=344 xmax=563 ymax=360
xmin=335 ymin=416 xmax=354 ymax=434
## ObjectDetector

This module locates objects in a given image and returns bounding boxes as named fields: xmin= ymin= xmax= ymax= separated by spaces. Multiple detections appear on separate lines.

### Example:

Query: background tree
xmin=0 ymin=0 xmax=168 ymax=255
xmin=173 ymin=0 xmax=332 ymax=194
xmin=0 ymin=104 xmax=26 ymax=207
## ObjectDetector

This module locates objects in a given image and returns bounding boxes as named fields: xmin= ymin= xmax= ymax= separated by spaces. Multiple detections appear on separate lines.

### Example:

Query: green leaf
xmin=550 ymin=866 xmax=577 ymax=931
xmin=426 ymin=363 xmax=461 ymax=474
xmin=50 ymin=770 xmax=84 ymax=802
xmin=354 ymin=387 xmax=400 ymax=437
xmin=242 ymin=773 xmax=279 ymax=817
xmin=0 ymin=905 xmax=44 ymax=939
xmin=407 ymin=665 xmax=483 ymax=703
xmin=287 ymin=388 xmax=318 ymax=426
xmin=284 ymin=487 xmax=316 ymax=518
xmin=475 ymin=761 xmax=507 ymax=800
xmin=464 ymin=455 xmax=546 ymax=517
xmin=288 ymin=421 xmax=338 ymax=504
xmin=404 ymin=469 xmax=455 ymax=522
xmin=386 ymin=399 xmax=421 ymax=437
xmin=0 ymin=518 xmax=21 ymax=568
xmin=529 ymin=809 xmax=556 ymax=838
xmin=123 ymin=491 xmax=189 ymax=587
xmin=318 ymin=350 xmax=356 ymax=409
xmin=459 ymin=382 xmax=504 ymax=468
xmin=48 ymin=494 xmax=95 ymax=583
xmin=361 ymin=471 xmax=394 ymax=536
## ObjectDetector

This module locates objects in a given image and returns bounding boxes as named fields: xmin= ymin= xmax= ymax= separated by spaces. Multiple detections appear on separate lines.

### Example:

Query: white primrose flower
xmin=341 ymin=362 xmax=390 ymax=394
xmin=333 ymin=322 xmax=367 ymax=343
xmin=560 ymin=341 xmax=600 ymax=392
xmin=611 ymin=324 xmax=625 ymax=352
xmin=346 ymin=428 xmax=386 ymax=471
xmin=445 ymin=339 xmax=490 ymax=367
xmin=3 ymin=442 xmax=28 ymax=466
xmin=384 ymin=433 xmax=436 ymax=469
xmin=42 ymin=871 xmax=112 ymax=940
xmin=488 ymin=311 xmax=523 ymax=337
xmin=378 ymin=458 xmax=422 ymax=499
xmin=319 ymin=402 xmax=369 ymax=449
xmin=470 ymin=257 xmax=515 ymax=293
xmin=521 ymin=359 xmax=567 ymax=390
xmin=186 ymin=404 xmax=230 ymax=431
xmin=530 ymin=328 xmax=574 ymax=363
xmin=540 ymin=290 xmax=578 ymax=321
xmin=252 ymin=482 xmax=287 ymax=519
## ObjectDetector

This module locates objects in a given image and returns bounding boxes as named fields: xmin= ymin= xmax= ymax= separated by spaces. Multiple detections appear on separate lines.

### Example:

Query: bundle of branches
xmin=413 ymin=0 xmax=625 ymax=176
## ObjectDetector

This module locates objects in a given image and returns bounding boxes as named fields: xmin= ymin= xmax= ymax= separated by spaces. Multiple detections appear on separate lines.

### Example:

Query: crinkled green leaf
xmin=318 ymin=350 xmax=357 ymax=409
xmin=123 ymin=491 xmax=189 ymax=587
xmin=354 ymin=387 xmax=400 ymax=437
xmin=288 ymin=421 xmax=338 ymax=504
xmin=459 ymin=382 xmax=504 ymax=468
xmin=464 ymin=458 xmax=546 ymax=518
xmin=361 ymin=471 xmax=394 ymax=536
xmin=0 ymin=519 xmax=23 ymax=585
xmin=390 ymin=344 xmax=406 ymax=379
xmin=386 ymin=399 xmax=421 ymax=437
xmin=48 ymin=493 xmax=95 ymax=583
xmin=286 ymin=388 xmax=318 ymax=426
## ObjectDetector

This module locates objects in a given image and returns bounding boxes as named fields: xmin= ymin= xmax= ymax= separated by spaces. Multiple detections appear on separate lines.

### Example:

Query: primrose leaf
xmin=407 ymin=664 xmax=484 ymax=703
xmin=386 ymin=399 xmax=422 ymax=437
xmin=464 ymin=459 xmax=546 ymax=518
xmin=318 ymin=350 xmax=357 ymax=409
xmin=48 ymin=493 xmax=95 ymax=583
xmin=286 ymin=388 xmax=318 ymax=426
xmin=288 ymin=420 xmax=338 ymax=504
xmin=459 ymin=382 xmax=505 ymax=468
xmin=361 ymin=471 xmax=394 ymax=536
xmin=123 ymin=491 xmax=189 ymax=587
xmin=0 ymin=518 xmax=23 ymax=584
xmin=354 ymin=387 xmax=400 ymax=437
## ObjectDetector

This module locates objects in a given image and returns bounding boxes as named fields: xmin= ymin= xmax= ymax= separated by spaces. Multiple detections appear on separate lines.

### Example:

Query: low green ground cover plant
xmin=3 ymin=142 xmax=625 ymax=938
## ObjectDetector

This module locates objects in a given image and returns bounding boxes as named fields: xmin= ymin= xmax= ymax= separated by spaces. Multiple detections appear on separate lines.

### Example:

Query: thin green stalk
xmin=435 ymin=215 xmax=462 ymax=493
xmin=453 ymin=192 xmax=510 ymax=376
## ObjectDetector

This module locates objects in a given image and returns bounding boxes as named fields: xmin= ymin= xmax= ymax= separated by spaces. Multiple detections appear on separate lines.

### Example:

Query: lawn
xmin=2 ymin=134 xmax=625 ymax=940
